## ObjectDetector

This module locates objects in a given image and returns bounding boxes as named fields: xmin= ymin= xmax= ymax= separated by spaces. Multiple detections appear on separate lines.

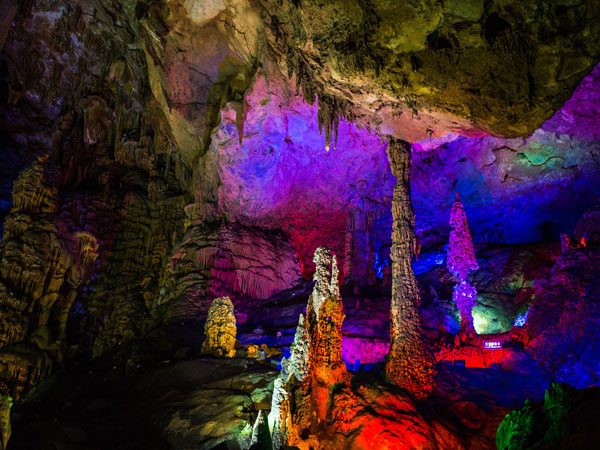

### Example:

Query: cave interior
xmin=1 ymin=1 xmax=600 ymax=449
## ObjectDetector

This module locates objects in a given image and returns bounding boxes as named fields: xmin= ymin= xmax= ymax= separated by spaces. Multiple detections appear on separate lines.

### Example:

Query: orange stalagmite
xmin=269 ymin=246 xmax=348 ymax=448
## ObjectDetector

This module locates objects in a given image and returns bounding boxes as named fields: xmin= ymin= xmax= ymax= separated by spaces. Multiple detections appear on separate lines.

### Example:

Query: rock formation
xmin=154 ymin=221 xmax=301 ymax=324
xmin=447 ymin=194 xmax=479 ymax=336
xmin=385 ymin=138 xmax=436 ymax=400
xmin=202 ymin=296 xmax=237 ymax=358
xmin=258 ymin=0 xmax=600 ymax=139
xmin=249 ymin=410 xmax=273 ymax=450
xmin=526 ymin=202 xmax=600 ymax=387
xmin=496 ymin=382 xmax=578 ymax=450
xmin=0 ymin=391 xmax=11 ymax=450
xmin=0 ymin=156 xmax=101 ymax=398
xmin=269 ymin=246 xmax=347 ymax=447
xmin=1 ymin=0 xmax=600 ymax=448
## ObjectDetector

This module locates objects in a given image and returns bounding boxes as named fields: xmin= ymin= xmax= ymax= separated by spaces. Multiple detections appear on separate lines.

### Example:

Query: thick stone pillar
xmin=384 ymin=138 xmax=436 ymax=400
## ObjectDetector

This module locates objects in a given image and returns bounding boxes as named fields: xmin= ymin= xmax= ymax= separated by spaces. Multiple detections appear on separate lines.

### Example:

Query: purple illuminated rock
xmin=447 ymin=195 xmax=479 ymax=335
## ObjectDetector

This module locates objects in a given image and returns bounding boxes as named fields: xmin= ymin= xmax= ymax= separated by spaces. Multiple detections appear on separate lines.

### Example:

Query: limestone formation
xmin=249 ymin=410 xmax=273 ymax=450
xmin=447 ymin=195 xmax=479 ymax=336
xmin=385 ymin=138 xmax=436 ymax=400
xmin=306 ymin=247 xmax=347 ymax=389
xmin=0 ymin=392 xmax=11 ymax=450
xmin=280 ymin=314 xmax=309 ymax=383
xmin=0 ymin=157 xmax=101 ymax=398
xmin=258 ymin=0 xmax=600 ymax=139
xmin=269 ymin=246 xmax=347 ymax=447
xmin=154 ymin=222 xmax=302 ymax=324
xmin=202 ymin=296 xmax=237 ymax=358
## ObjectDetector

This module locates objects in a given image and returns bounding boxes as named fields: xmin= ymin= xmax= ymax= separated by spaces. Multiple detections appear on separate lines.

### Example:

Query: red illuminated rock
xmin=269 ymin=246 xmax=348 ymax=447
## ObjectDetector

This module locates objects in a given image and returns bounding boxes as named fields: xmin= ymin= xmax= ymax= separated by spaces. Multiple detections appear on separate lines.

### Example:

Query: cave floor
xmin=8 ymin=325 xmax=549 ymax=450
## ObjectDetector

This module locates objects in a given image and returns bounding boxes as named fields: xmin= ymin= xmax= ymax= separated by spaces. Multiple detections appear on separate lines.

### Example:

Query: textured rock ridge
xmin=385 ymin=138 xmax=436 ymax=400
xmin=202 ymin=296 xmax=237 ymax=358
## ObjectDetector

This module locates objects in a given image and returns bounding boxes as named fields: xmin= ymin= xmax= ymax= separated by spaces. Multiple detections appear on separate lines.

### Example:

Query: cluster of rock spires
xmin=269 ymin=246 xmax=347 ymax=448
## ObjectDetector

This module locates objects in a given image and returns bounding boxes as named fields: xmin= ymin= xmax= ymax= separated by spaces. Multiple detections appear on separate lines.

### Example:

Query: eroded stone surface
xmin=385 ymin=138 xmax=436 ymax=400
xmin=202 ymin=296 xmax=237 ymax=358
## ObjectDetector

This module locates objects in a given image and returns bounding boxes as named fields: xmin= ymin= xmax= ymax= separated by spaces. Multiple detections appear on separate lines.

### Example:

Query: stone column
xmin=384 ymin=137 xmax=435 ymax=400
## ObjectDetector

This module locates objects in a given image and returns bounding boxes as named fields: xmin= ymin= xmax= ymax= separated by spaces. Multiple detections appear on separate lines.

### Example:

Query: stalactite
xmin=384 ymin=137 xmax=436 ymax=400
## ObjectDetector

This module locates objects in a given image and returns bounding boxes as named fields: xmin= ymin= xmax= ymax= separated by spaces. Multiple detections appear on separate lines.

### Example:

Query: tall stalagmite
xmin=269 ymin=246 xmax=347 ymax=448
xmin=385 ymin=138 xmax=436 ymax=400
xmin=447 ymin=194 xmax=479 ymax=336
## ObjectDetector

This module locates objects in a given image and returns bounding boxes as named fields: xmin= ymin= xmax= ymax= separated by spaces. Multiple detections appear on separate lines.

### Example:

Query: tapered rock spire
xmin=269 ymin=246 xmax=347 ymax=447
xmin=384 ymin=138 xmax=436 ymax=400
xmin=447 ymin=194 xmax=479 ymax=336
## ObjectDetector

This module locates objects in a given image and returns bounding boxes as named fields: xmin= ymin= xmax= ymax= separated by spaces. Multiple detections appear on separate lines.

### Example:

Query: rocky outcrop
xmin=385 ymin=138 xmax=436 ymax=400
xmin=202 ymin=296 xmax=237 ymax=358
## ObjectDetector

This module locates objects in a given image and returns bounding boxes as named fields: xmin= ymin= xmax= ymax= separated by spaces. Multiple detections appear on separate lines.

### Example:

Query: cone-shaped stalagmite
xmin=447 ymin=194 xmax=479 ymax=336
xmin=385 ymin=138 xmax=436 ymax=400
xmin=0 ymin=392 xmax=11 ymax=450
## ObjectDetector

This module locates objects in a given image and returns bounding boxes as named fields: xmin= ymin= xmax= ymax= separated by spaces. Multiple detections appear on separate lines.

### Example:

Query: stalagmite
xmin=306 ymin=247 xmax=346 ymax=388
xmin=384 ymin=137 xmax=436 ymax=400
xmin=0 ymin=392 xmax=11 ymax=450
xmin=269 ymin=246 xmax=347 ymax=447
xmin=201 ymin=296 xmax=237 ymax=357
xmin=447 ymin=194 xmax=479 ymax=336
